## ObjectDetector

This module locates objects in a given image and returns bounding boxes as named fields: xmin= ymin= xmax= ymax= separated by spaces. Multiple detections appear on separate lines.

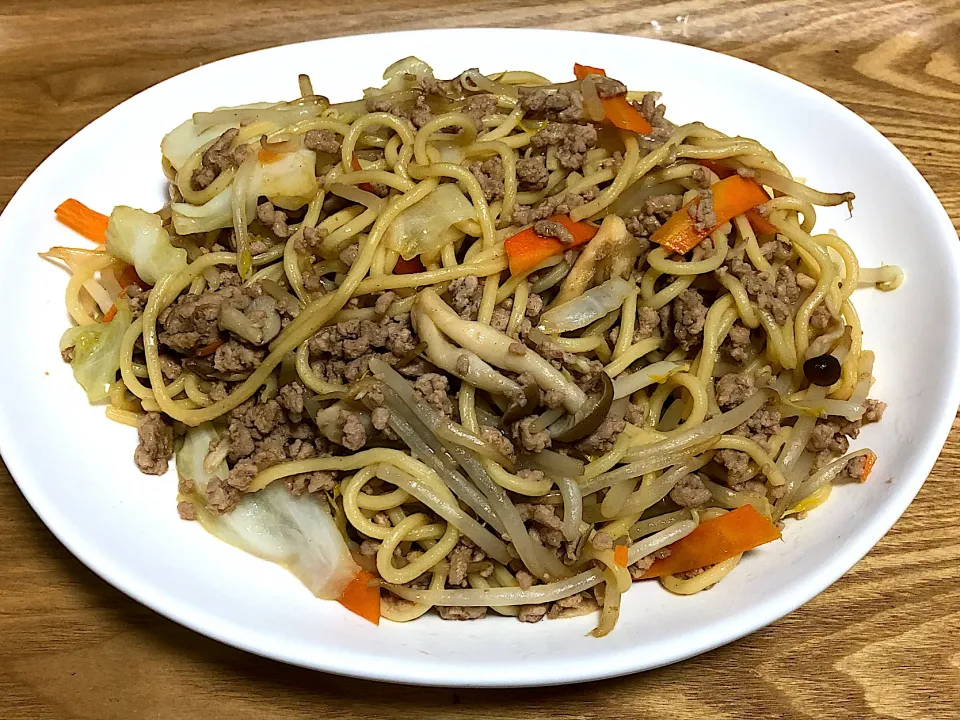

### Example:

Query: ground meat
xmin=447 ymin=543 xmax=474 ymax=587
xmin=635 ymin=306 xmax=660 ymax=340
xmin=672 ymin=290 xmax=708 ymax=350
xmin=447 ymin=275 xmax=483 ymax=320
xmin=512 ymin=416 xmax=551 ymax=453
xmin=134 ymin=413 xmax=174 ymax=475
xmin=575 ymin=415 xmax=626 ymax=456
xmin=516 ymin=155 xmax=549 ymax=190
xmin=191 ymin=128 xmax=241 ymax=190
xmin=469 ymin=156 xmax=504 ymax=202
xmin=531 ymin=123 xmax=598 ymax=170
xmin=723 ymin=322 xmax=753 ymax=364
xmin=213 ymin=339 xmax=264 ymax=375
xmin=177 ymin=501 xmax=196 ymax=521
xmin=303 ymin=129 xmax=341 ymax=155
xmin=629 ymin=547 xmax=671 ymax=580
xmin=625 ymin=402 xmax=645 ymax=426
xmin=810 ymin=302 xmax=835 ymax=330
xmin=715 ymin=449 xmax=753 ymax=485
xmin=734 ymin=406 xmax=782 ymax=450
xmin=590 ymin=531 xmax=613 ymax=551
xmin=414 ymin=373 xmax=454 ymax=417
xmin=843 ymin=454 xmax=868 ymax=480
xmin=689 ymin=188 xmax=716 ymax=232
xmin=157 ymin=292 xmax=224 ymax=354
xmin=534 ymin=218 xmax=575 ymax=245
xmin=371 ymin=407 xmax=391 ymax=431
xmin=256 ymin=201 xmax=291 ymax=238
xmin=405 ymin=93 xmax=434 ymax=128
xmin=760 ymin=238 xmax=793 ymax=262
xmin=307 ymin=315 xmax=419 ymax=384
xmin=721 ymin=261 xmax=800 ymax=326
xmin=462 ymin=93 xmax=499 ymax=127
xmin=480 ymin=425 xmax=517 ymax=462
xmin=594 ymin=76 xmax=628 ymax=98
xmin=437 ymin=606 xmax=487 ymax=621
xmin=277 ymin=381 xmax=307 ymax=416
xmin=518 ymin=604 xmax=549 ymax=623
xmin=669 ymin=473 xmax=712 ymax=507
xmin=715 ymin=373 xmax=756 ymax=409
xmin=625 ymin=194 xmax=683 ymax=240
xmin=511 ymin=187 xmax=599 ymax=226
xmin=337 ymin=409 xmax=367 ymax=451
xmin=286 ymin=471 xmax=336 ymax=495
xmin=517 ymin=87 xmax=585 ymax=122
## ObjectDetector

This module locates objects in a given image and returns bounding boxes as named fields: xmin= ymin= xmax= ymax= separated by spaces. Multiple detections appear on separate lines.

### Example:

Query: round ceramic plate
xmin=0 ymin=28 xmax=957 ymax=687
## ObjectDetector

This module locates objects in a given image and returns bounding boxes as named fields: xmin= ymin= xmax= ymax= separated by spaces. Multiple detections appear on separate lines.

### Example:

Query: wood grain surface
xmin=2 ymin=1 xmax=959 ymax=717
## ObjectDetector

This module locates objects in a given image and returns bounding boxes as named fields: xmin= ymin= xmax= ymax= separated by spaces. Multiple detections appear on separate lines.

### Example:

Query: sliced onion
xmin=260 ymin=133 xmax=302 ymax=154
xmin=626 ymin=519 xmax=698 ymax=565
xmin=539 ymin=277 xmax=634 ymax=335
xmin=580 ymin=76 xmax=606 ymax=122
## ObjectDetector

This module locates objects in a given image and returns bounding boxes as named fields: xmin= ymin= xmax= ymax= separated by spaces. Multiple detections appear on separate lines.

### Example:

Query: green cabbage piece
xmin=385 ymin=183 xmax=475 ymax=260
xmin=105 ymin=206 xmax=188 ymax=285
xmin=178 ymin=424 xmax=359 ymax=600
xmin=59 ymin=302 xmax=132 ymax=403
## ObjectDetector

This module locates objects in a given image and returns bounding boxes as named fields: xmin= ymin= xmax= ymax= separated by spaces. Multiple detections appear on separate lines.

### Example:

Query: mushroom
xmin=548 ymin=371 xmax=615 ymax=442
xmin=417 ymin=288 xmax=586 ymax=413
xmin=552 ymin=215 xmax=637 ymax=306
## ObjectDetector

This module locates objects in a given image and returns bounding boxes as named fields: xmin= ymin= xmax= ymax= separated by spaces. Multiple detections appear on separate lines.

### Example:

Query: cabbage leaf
xmin=59 ymin=301 xmax=132 ymax=403
xmin=106 ymin=206 xmax=188 ymax=284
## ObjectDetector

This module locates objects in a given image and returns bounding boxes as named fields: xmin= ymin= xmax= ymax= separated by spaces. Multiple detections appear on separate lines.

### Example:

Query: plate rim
xmin=1 ymin=26 xmax=959 ymax=687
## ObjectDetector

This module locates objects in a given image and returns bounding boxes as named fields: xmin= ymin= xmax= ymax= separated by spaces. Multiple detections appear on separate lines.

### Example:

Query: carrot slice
xmin=858 ymin=452 xmax=877 ymax=483
xmin=573 ymin=64 xmax=653 ymax=135
xmin=338 ymin=569 xmax=380 ymax=625
xmin=195 ymin=341 xmax=224 ymax=357
xmin=504 ymin=214 xmax=599 ymax=276
xmin=258 ymin=148 xmax=283 ymax=164
xmin=745 ymin=208 xmax=778 ymax=235
xmin=650 ymin=175 xmax=771 ymax=255
xmin=640 ymin=505 xmax=781 ymax=579
xmin=101 ymin=305 xmax=118 ymax=323
xmin=613 ymin=544 xmax=629 ymax=568
xmin=351 ymin=154 xmax=377 ymax=194
xmin=116 ymin=263 xmax=149 ymax=290
xmin=393 ymin=255 xmax=425 ymax=274
xmin=55 ymin=199 xmax=109 ymax=243
xmin=696 ymin=161 xmax=777 ymax=235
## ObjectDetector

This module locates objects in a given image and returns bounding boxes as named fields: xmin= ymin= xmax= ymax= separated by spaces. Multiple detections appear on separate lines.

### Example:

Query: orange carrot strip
xmin=393 ymin=255 xmax=425 ymax=274
xmin=650 ymin=175 xmax=771 ymax=255
xmin=195 ymin=341 xmax=224 ymax=357
xmin=55 ymin=199 xmax=109 ymax=243
xmin=338 ymin=569 xmax=380 ymax=625
xmin=258 ymin=148 xmax=283 ymax=164
xmin=116 ymin=263 xmax=149 ymax=290
xmin=859 ymin=452 xmax=877 ymax=483
xmin=640 ymin=505 xmax=781 ymax=579
xmin=504 ymin=214 xmax=599 ymax=276
xmin=613 ymin=544 xmax=629 ymax=568
xmin=352 ymin=154 xmax=377 ymax=194
xmin=746 ymin=208 xmax=778 ymax=235
xmin=573 ymin=64 xmax=653 ymax=135
xmin=101 ymin=305 xmax=118 ymax=323
xmin=696 ymin=162 xmax=777 ymax=235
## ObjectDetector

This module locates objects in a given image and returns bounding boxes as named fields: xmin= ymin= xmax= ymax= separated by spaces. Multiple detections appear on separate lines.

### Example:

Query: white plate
xmin=1 ymin=28 xmax=958 ymax=688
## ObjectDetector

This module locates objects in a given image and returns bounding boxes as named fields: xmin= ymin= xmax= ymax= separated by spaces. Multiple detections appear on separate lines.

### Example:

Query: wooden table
xmin=2 ymin=1 xmax=958 ymax=717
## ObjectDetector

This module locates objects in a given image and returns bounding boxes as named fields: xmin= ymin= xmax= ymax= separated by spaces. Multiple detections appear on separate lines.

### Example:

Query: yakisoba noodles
xmin=46 ymin=58 xmax=903 ymax=633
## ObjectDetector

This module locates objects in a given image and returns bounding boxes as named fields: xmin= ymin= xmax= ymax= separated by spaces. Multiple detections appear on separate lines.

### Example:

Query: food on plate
xmin=44 ymin=58 xmax=903 ymax=634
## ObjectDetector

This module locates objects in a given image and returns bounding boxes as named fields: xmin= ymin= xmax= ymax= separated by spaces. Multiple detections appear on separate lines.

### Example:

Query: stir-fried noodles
xmin=45 ymin=58 xmax=903 ymax=633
